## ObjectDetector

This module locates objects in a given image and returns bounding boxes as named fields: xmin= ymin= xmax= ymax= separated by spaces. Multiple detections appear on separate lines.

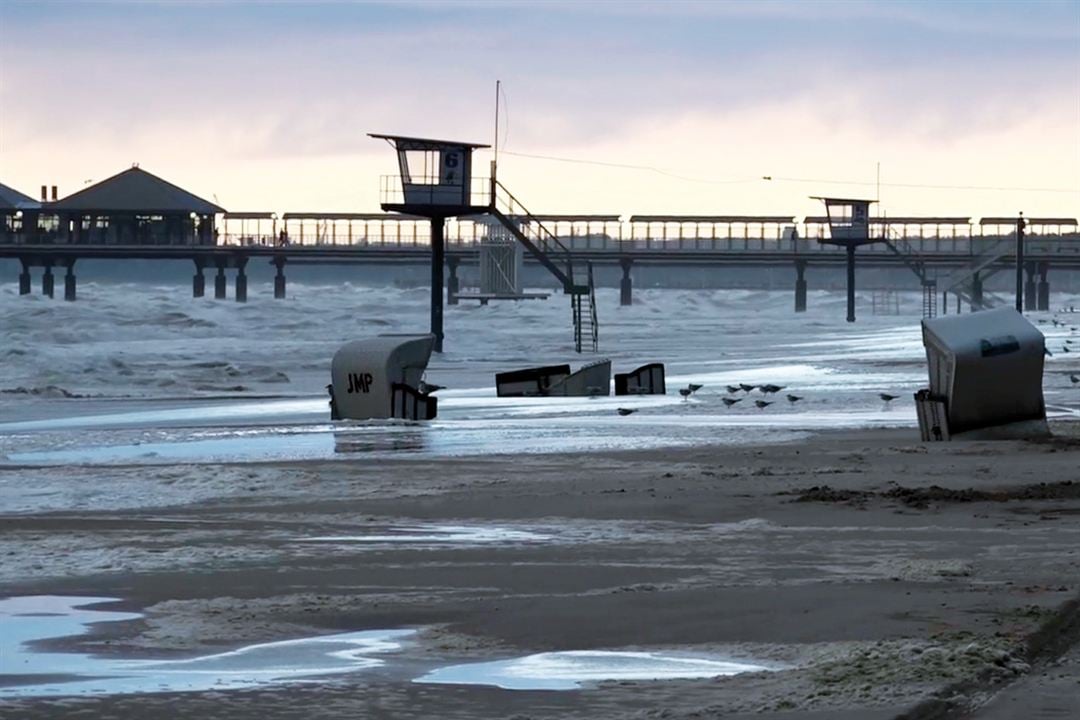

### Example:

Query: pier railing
xmin=5 ymin=216 xmax=1079 ymax=258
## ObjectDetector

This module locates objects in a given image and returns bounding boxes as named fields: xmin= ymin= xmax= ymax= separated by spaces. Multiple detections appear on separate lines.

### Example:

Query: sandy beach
xmin=3 ymin=423 xmax=1080 ymax=719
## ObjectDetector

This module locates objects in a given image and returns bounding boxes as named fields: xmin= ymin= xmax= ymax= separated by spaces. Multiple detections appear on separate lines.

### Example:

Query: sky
xmin=1 ymin=0 xmax=1078 ymax=221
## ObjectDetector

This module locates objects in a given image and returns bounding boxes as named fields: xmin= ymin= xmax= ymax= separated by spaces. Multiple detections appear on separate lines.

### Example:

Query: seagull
xmin=787 ymin=394 xmax=803 ymax=403
xmin=759 ymin=384 xmax=785 ymax=395
xmin=679 ymin=387 xmax=692 ymax=398
xmin=879 ymin=393 xmax=899 ymax=403
xmin=739 ymin=383 xmax=756 ymax=393
xmin=419 ymin=381 xmax=444 ymax=394
xmin=1064 ymin=346 xmax=1072 ymax=353
xmin=755 ymin=400 xmax=773 ymax=409
xmin=617 ymin=407 xmax=637 ymax=416
xmin=722 ymin=397 xmax=742 ymax=407
xmin=687 ymin=383 xmax=703 ymax=394
xmin=1071 ymin=374 xmax=1079 ymax=384
xmin=726 ymin=385 xmax=741 ymax=394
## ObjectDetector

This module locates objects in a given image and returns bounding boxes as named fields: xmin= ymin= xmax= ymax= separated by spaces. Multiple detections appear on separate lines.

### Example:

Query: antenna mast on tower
xmin=492 ymin=79 xmax=501 ymax=183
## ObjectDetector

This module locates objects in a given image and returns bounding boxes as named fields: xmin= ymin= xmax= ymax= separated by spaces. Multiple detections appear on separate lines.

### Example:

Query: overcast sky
xmin=1 ymin=0 xmax=1078 ymax=219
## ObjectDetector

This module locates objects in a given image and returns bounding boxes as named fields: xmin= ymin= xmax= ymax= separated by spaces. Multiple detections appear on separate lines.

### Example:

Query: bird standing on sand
xmin=755 ymin=400 xmax=773 ymax=409
xmin=722 ymin=397 xmax=742 ymax=407
xmin=617 ymin=408 xmax=637 ymax=416
xmin=759 ymin=384 xmax=785 ymax=395
xmin=879 ymin=393 xmax=899 ymax=403
xmin=726 ymin=385 xmax=741 ymax=394
xmin=679 ymin=383 xmax=703 ymax=398
xmin=1071 ymin=374 xmax=1079 ymax=384
xmin=787 ymin=394 xmax=803 ymax=403
xmin=739 ymin=383 xmax=756 ymax=393
xmin=419 ymin=381 xmax=444 ymax=394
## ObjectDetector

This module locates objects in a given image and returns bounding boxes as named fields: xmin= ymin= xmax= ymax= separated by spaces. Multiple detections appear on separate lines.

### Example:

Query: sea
xmin=2 ymin=282 xmax=1078 ymax=477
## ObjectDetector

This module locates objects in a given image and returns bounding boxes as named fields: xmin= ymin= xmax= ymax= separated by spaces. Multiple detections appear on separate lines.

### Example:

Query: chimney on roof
xmin=40 ymin=185 xmax=47 ymax=202
xmin=51 ymin=186 xmax=58 ymax=201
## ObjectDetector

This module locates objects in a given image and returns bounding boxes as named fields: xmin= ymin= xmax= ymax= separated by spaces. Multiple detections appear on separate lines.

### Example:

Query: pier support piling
xmin=193 ymin=260 xmax=205 ymax=298
xmin=794 ymin=260 xmax=807 ymax=313
xmin=620 ymin=259 xmax=633 ymax=306
xmin=273 ymin=258 xmax=286 ymax=300
xmin=447 ymin=257 xmax=459 ymax=306
xmin=64 ymin=262 xmax=76 ymax=302
xmin=235 ymin=264 xmax=248 ymax=303
xmin=1024 ymin=262 xmax=1037 ymax=312
xmin=42 ymin=264 xmax=54 ymax=298
xmin=18 ymin=260 xmax=30 ymax=295
xmin=1037 ymin=263 xmax=1049 ymax=312
xmin=214 ymin=264 xmax=227 ymax=300
xmin=430 ymin=216 xmax=445 ymax=353
xmin=970 ymin=272 xmax=983 ymax=311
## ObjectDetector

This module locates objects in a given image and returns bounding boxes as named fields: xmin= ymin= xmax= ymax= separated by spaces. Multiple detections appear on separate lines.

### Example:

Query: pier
xmin=3 ymin=166 xmax=1079 ymax=338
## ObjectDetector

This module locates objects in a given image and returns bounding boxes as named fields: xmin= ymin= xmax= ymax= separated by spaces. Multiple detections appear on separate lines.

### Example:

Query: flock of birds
xmin=1039 ymin=316 xmax=1079 ymax=357
xmin=615 ymin=383 xmax=900 ymax=415
xmin=613 ymin=313 xmax=1080 ymax=417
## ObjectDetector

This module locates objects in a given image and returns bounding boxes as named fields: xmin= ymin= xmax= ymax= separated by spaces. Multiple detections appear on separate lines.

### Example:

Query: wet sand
xmin=3 ymin=425 xmax=1080 ymax=718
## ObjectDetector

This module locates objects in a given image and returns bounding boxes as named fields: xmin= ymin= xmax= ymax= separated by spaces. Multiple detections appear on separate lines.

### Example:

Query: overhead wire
xmin=495 ymin=149 xmax=1079 ymax=194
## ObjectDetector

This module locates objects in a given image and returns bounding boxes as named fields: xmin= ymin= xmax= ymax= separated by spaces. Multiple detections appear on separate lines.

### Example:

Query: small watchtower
xmin=812 ymin=197 xmax=881 ymax=322
xmin=370 ymin=134 xmax=492 ymax=352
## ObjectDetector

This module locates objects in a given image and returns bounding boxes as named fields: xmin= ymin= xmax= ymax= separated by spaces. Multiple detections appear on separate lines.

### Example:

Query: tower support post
xmin=431 ymin=216 xmax=445 ymax=352
xmin=845 ymin=244 xmax=856 ymax=322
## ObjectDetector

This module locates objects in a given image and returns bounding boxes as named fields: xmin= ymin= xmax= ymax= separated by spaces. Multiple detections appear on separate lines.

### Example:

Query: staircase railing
xmin=882 ymin=227 xmax=929 ymax=284
xmin=489 ymin=179 xmax=578 ymax=291
xmin=938 ymin=236 xmax=1014 ymax=293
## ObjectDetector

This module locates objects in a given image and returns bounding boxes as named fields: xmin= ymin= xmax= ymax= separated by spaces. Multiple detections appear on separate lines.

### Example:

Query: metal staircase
xmin=571 ymin=263 xmax=599 ymax=353
xmin=883 ymin=227 xmax=938 ymax=318
xmin=935 ymin=236 xmax=1013 ymax=311
xmin=488 ymin=179 xmax=597 ymax=352
xmin=884 ymin=227 xmax=1010 ymax=316
xmin=921 ymin=280 xmax=937 ymax=318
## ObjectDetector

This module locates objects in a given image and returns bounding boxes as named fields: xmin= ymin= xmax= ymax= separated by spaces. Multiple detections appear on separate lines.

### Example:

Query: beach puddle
xmin=0 ymin=596 xmax=413 ymax=697
xmin=298 ymin=524 xmax=551 ymax=545
xmin=414 ymin=650 xmax=772 ymax=690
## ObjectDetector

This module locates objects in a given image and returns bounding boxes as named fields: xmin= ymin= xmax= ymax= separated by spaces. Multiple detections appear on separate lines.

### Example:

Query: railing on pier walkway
xmin=212 ymin=212 xmax=1080 ymax=259
xmin=6 ymin=213 xmax=1079 ymax=260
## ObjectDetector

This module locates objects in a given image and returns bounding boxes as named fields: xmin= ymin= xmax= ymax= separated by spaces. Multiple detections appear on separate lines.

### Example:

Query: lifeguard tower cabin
xmin=370 ymin=132 xmax=597 ymax=354
xmin=370 ymin=134 xmax=491 ymax=353
xmin=813 ymin=197 xmax=881 ymax=322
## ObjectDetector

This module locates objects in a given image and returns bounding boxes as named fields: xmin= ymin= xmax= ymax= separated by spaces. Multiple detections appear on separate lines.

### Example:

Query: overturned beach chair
xmin=915 ymin=307 xmax=1048 ymax=441
xmin=614 ymin=363 xmax=666 ymax=395
xmin=496 ymin=360 xmax=612 ymax=397
xmin=329 ymin=334 xmax=438 ymax=420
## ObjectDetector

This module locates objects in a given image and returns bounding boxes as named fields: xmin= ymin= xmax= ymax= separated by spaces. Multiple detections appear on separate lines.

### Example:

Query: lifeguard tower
xmin=812 ymin=197 xmax=882 ymax=322
xmin=370 ymin=134 xmax=493 ymax=352
xmin=372 ymin=133 xmax=598 ymax=354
